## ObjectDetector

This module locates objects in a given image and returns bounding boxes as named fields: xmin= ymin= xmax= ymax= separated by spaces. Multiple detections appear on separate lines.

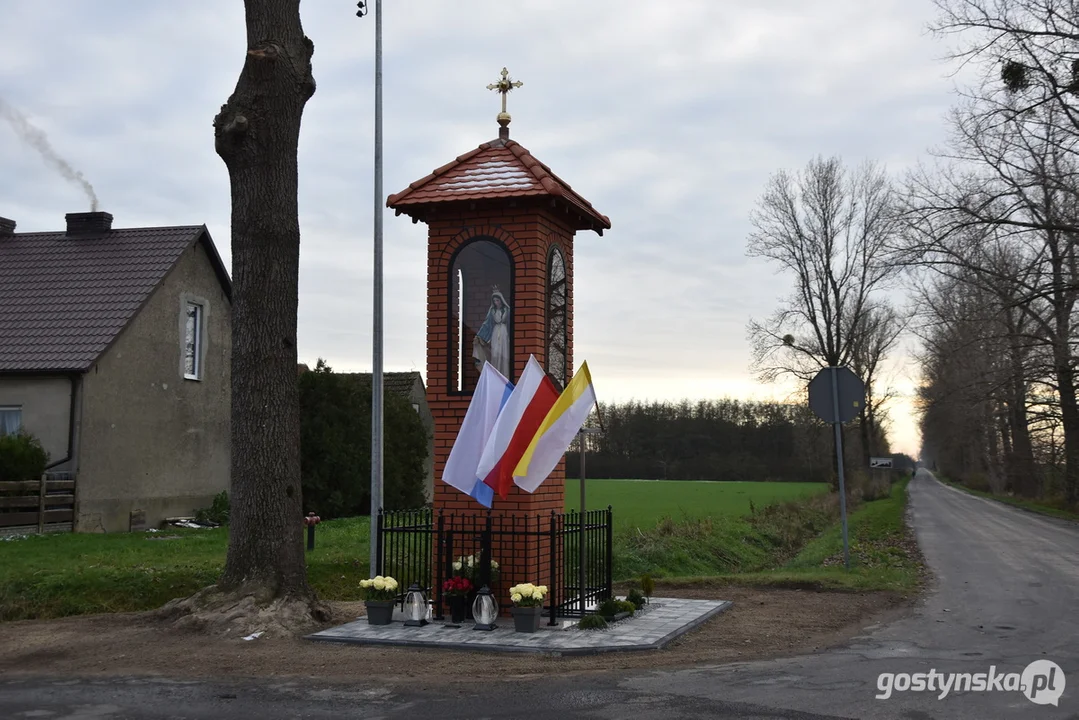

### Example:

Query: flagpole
xmin=578 ymin=428 xmax=586 ymax=619
xmin=357 ymin=0 xmax=384 ymax=577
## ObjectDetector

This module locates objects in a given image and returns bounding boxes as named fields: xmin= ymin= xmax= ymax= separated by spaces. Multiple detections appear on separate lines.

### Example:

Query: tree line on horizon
xmin=566 ymin=398 xmax=911 ymax=484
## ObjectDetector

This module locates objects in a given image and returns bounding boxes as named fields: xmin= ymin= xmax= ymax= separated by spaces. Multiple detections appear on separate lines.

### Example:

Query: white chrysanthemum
xmin=538 ymin=585 xmax=548 ymax=594
xmin=387 ymin=579 xmax=398 ymax=591
xmin=374 ymin=575 xmax=384 ymax=582
xmin=373 ymin=579 xmax=386 ymax=591
xmin=491 ymin=560 xmax=499 ymax=569
xmin=360 ymin=579 xmax=371 ymax=588
xmin=452 ymin=561 xmax=462 ymax=571
xmin=532 ymin=589 xmax=543 ymax=600
xmin=520 ymin=583 xmax=535 ymax=595
xmin=511 ymin=592 xmax=523 ymax=604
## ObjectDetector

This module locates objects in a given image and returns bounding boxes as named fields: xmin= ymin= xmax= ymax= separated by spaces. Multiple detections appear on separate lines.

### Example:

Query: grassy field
xmin=564 ymin=479 xmax=829 ymax=528
xmin=0 ymin=478 xmax=912 ymax=622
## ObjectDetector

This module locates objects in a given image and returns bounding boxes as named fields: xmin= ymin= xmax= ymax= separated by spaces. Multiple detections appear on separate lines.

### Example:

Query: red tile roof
xmin=387 ymin=138 xmax=611 ymax=234
xmin=0 ymin=225 xmax=231 ymax=373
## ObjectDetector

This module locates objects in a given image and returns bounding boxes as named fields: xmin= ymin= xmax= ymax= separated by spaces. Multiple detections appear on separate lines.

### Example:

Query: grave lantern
xmin=404 ymin=583 xmax=428 ymax=627
xmin=472 ymin=585 xmax=498 ymax=631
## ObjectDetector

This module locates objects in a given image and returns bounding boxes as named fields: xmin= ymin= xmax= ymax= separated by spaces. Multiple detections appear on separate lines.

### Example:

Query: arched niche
xmin=546 ymin=245 xmax=567 ymax=389
xmin=449 ymin=238 xmax=514 ymax=393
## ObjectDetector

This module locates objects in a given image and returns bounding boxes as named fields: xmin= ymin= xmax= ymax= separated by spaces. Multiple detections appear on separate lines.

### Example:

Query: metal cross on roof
xmin=487 ymin=67 xmax=523 ymax=138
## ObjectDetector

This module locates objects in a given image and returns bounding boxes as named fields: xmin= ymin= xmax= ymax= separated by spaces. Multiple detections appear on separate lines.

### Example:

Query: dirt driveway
xmin=0 ymin=586 xmax=913 ymax=685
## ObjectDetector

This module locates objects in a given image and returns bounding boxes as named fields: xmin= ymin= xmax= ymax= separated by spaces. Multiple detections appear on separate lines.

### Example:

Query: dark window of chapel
xmin=547 ymin=246 xmax=567 ymax=389
xmin=449 ymin=239 xmax=513 ymax=393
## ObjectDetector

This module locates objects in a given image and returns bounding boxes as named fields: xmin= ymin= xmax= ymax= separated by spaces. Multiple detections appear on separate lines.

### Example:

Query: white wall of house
xmin=0 ymin=375 xmax=73 ymax=466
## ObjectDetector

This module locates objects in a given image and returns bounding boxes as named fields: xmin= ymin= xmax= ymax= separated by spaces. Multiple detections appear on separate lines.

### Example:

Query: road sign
xmin=808 ymin=366 xmax=865 ymax=424
xmin=806 ymin=366 xmax=866 ymax=572
xmin=870 ymin=457 xmax=894 ymax=469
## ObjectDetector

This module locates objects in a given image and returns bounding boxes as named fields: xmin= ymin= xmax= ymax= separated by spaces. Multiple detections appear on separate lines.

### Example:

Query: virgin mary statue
xmin=473 ymin=287 xmax=511 ymax=377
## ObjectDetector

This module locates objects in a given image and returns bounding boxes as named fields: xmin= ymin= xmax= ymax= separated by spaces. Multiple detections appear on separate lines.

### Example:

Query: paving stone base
xmin=306 ymin=598 xmax=731 ymax=656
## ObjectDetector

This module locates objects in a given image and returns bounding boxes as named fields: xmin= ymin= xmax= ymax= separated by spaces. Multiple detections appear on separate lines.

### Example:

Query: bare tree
xmin=901 ymin=97 xmax=1079 ymax=502
xmin=849 ymin=303 xmax=906 ymax=463
xmin=747 ymin=156 xmax=901 ymax=381
xmin=164 ymin=0 xmax=326 ymax=631
xmin=932 ymin=0 xmax=1079 ymax=140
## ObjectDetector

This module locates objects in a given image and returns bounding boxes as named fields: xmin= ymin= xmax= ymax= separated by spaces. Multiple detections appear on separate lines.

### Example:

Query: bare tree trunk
xmin=215 ymin=0 xmax=316 ymax=597
xmin=1055 ymin=349 xmax=1079 ymax=505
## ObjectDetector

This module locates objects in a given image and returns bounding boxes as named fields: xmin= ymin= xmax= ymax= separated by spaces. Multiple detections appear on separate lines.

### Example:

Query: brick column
xmin=425 ymin=207 xmax=576 ymax=612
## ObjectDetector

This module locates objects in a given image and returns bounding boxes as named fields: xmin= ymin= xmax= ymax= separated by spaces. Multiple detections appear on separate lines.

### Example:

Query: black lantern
xmin=472 ymin=585 xmax=498 ymax=631
xmin=404 ymin=583 xmax=428 ymax=627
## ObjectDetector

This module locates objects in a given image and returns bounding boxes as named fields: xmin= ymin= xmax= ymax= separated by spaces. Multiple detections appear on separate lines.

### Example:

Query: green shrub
xmin=640 ymin=573 xmax=655 ymax=598
xmin=578 ymin=614 xmax=608 ymax=630
xmin=617 ymin=599 xmax=637 ymax=614
xmin=626 ymin=588 xmax=646 ymax=609
xmin=596 ymin=597 xmax=622 ymax=617
xmin=299 ymin=359 xmax=428 ymax=518
xmin=0 ymin=432 xmax=49 ymax=482
xmin=195 ymin=491 xmax=230 ymax=525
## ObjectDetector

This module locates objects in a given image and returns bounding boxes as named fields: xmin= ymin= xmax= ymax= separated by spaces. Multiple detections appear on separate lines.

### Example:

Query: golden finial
xmin=487 ymin=67 xmax=523 ymax=139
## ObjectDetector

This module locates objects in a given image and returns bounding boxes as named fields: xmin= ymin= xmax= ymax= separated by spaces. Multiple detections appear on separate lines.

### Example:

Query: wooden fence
xmin=0 ymin=472 xmax=76 ymax=534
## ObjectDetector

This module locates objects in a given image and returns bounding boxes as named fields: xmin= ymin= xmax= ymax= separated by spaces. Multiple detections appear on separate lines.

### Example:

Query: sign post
xmin=870 ymin=457 xmax=894 ymax=469
xmin=808 ymin=366 xmax=865 ymax=570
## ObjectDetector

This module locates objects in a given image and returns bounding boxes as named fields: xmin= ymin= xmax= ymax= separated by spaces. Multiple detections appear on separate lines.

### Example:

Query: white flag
xmin=440 ymin=363 xmax=513 ymax=507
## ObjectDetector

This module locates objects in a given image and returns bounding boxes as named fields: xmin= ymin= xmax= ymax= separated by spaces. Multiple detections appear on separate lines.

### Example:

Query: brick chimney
xmin=0 ymin=217 xmax=15 ymax=237
xmin=65 ymin=211 xmax=113 ymax=236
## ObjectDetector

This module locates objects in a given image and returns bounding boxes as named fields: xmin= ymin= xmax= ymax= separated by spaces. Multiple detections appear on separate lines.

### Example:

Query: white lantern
xmin=472 ymin=585 xmax=498 ymax=630
xmin=404 ymin=583 xmax=428 ymax=627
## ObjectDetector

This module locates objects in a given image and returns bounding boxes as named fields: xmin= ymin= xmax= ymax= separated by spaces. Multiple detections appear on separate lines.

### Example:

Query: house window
xmin=0 ymin=406 xmax=22 ymax=436
xmin=184 ymin=301 xmax=204 ymax=380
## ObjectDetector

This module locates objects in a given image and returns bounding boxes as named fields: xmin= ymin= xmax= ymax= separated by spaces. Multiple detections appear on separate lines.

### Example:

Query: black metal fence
xmin=376 ymin=506 xmax=612 ymax=623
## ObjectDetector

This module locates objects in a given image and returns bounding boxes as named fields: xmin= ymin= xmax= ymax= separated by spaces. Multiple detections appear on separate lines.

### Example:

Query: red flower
xmin=442 ymin=576 xmax=473 ymax=595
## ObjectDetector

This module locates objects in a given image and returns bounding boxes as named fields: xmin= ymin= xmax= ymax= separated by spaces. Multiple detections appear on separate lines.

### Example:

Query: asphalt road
xmin=2 ymin=472 xmax=1077 ymax=719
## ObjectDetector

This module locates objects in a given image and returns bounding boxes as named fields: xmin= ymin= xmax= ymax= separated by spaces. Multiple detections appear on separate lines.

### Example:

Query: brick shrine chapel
xmin=386 ymin=68 xmax=611 ymax=608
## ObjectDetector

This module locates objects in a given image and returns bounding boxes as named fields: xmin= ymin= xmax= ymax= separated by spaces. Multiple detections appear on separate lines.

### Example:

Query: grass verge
xmin=939 ymin=478 xmax=1079 ymax=523
xmin=615 ymin=479 xmax=923 ymax=594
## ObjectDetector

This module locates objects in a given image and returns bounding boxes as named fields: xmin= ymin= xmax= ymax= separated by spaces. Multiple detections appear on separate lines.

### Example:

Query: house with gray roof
xmin=0 ymin=211 xmax=232 ymax=533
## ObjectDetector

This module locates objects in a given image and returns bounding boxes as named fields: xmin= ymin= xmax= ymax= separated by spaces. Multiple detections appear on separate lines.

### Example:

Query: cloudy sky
xmin=0 ymin=0 xmax=969 ymax=457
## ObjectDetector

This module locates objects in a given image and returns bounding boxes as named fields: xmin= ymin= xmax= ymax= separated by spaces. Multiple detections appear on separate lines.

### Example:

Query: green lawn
xmin=564 ymin=479 xmax=829 ymax=529
xmin=0 ymin=518 xmax=374 ymax=621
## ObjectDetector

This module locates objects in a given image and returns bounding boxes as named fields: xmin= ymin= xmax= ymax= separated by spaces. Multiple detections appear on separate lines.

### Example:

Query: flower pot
xmin=512 ymin=605 xmax=542 ymax=633
xmin=447 ymin=595 xmax=468 ymax=624
xmin=365 ymin=600 xmax=394 ymax=626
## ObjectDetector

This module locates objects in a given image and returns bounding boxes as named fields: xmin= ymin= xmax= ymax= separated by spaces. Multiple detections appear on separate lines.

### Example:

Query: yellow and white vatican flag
xmin=511 ymin=362 xmax=597 ymax=493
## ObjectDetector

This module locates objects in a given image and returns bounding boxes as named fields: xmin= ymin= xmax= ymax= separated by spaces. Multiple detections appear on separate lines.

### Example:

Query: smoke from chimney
xmin=0 ymin=98 xmax=99 ymax=211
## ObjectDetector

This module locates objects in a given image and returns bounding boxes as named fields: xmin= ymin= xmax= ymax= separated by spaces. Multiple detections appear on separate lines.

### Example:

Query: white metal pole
xmin=829 ymin=366 xmax=850 ymax=570
xmin=369 ymin=0 xmax=384 ymax=577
